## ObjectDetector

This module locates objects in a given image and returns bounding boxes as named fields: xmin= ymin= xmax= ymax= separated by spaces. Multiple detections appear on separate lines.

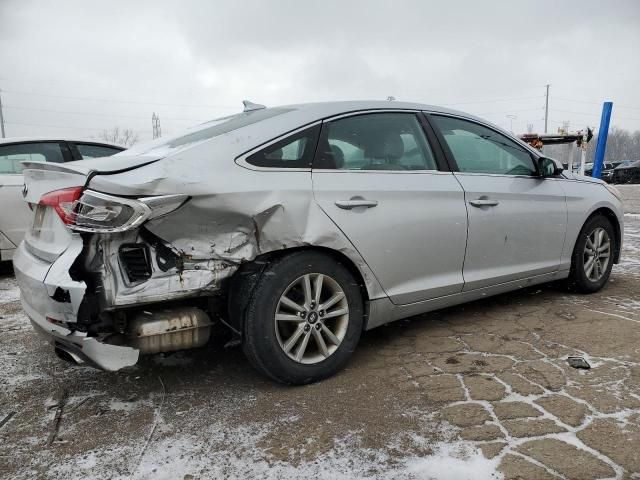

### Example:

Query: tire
xmin=241 ymin=251 xmax=363 ymax=385
xmin=566 ymin=215 xmax=616 ymax=293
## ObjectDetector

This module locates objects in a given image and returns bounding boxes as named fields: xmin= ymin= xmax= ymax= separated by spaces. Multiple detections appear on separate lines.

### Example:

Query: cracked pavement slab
xmin=1 ymin=186 xmax=640 ymax=479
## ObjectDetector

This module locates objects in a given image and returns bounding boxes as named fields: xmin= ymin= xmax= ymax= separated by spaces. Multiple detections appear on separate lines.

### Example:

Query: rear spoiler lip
xmin=20 ymin=158 xmax=162 ymax=177
xmin=21 ymin=161 xmax=91 ymax=175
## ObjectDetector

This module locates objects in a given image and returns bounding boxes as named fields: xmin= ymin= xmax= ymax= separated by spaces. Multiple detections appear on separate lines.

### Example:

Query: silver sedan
xmin=13 ymin=101 xmax=624 ymax=384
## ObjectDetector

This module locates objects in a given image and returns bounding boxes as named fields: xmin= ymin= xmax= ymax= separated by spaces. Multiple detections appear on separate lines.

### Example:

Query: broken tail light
xmin=40 ymin=188 xmax=188 ymax=233
xmin=72 ymin=190 xmax=152 ymax=232
xmin=39 ymin=187 xmax=84 ymax=225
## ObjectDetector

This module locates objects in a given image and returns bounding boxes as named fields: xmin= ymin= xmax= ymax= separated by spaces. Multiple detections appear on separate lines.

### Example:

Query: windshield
xmin=124 ymin=107 xmax=293 ymax=157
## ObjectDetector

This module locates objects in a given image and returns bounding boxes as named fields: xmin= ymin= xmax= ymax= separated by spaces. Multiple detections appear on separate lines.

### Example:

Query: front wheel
xmin=242 ymin=251 xmax=364 ymax=385
xmin=567 ymin=215 xmax=616 ymax=293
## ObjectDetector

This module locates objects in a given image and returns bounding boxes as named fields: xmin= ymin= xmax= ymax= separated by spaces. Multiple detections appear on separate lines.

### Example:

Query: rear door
xmin=0 ymin=142 xmax=67 ymax=258
xmin=429 ymin=114 xmax=567 ymax=291
xmin=312 ymin=111 xmax=468 ymax=305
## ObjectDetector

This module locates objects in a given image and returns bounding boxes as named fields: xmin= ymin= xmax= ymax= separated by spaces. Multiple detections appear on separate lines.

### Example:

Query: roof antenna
xmin=243 ymin=100 xmax=266 ymax=112
xmin=386 ymin=96 xmax=396 ymax=101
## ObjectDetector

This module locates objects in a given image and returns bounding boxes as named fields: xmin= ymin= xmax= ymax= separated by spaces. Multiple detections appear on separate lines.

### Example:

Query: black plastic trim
xmin=416 ymin=112 xmax=451 ymax=172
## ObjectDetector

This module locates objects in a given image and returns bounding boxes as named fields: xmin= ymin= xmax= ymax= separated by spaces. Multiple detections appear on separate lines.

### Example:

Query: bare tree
xmin=99 ymin=127 xmax=139 ymax=147
xmin=544 ymin=126 xmax=640 ymax=166
xmin=585 ymin=127 xmax=640 ymax=163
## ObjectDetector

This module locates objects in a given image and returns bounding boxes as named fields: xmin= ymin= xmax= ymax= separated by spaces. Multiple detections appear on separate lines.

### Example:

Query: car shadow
xmin=0 ymin=261 xmax=14 ymax=278
xmin=117 ymin=281 xmax=566 ymax=390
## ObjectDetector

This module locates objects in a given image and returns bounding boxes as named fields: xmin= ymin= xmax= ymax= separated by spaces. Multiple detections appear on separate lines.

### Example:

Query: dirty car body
xmin=13 ymin=101 xmax=625 ymax=383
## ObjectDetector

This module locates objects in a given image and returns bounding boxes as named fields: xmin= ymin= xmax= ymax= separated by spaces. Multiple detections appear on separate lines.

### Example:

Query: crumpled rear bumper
xmin=28 ymin=317 xmax=139 ymax=371
xmin=13 ymin=239 xmax=140 ymax=371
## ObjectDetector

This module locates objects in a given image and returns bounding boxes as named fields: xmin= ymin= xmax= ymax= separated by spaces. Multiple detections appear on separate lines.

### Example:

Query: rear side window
xmin=314 ymin=113 xmax=437 ymax=170
xmin=246 ymin=125 xmax=320 ymax=168
xmin=431 ymin=115 xmax=536 ymax=176
xmin=0 ymin=142 xmax=64 ymax=174
xmin=74 ymin=143 xmax=123 ymax=159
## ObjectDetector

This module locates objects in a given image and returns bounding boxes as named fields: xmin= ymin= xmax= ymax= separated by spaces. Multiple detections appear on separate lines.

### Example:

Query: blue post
xmin=592 ymin=102 xmax=613 ymax=178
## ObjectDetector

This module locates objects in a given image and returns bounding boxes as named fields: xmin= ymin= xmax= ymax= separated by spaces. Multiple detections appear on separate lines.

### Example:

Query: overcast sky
xmin=1 ymin=0 xmax=639 ymax=142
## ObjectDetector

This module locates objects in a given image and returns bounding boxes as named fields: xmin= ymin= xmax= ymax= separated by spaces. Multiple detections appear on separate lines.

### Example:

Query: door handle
xmin=335 ymin=199 xmax=379 ymax=210
xmin=469 ymin=199 xmax=499 ymax=207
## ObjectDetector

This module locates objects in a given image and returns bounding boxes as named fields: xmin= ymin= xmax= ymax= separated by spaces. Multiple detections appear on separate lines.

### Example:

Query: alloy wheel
xmin=583 ymin=227 xmax=611 ymax=282
xmin=274 ymin=273 xmax=349 ymax=364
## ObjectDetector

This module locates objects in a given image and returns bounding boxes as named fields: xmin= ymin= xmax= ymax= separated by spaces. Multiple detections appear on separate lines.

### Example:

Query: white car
xmin=0 ymin=137 xmax=124 ymax=261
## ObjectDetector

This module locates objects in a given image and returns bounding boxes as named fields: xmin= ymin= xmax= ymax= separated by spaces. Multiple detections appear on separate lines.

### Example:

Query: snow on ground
xmin=2 ymin=185 xmax=640 ymax=479
xmin=46 ymin=418 xmax=500 ymax=480
xmin=0 ymin=274 xmax=19 ymax=303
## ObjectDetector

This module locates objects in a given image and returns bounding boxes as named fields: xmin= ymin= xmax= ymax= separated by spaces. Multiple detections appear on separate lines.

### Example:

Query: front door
xmin=429 ymin=114 xmax=567 ymax=291
xmin=312 ymin=111 xmax=468 ymax=305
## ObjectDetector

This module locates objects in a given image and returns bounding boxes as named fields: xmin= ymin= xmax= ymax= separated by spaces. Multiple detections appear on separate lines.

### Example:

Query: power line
xmin=477 ymin=107 xmax=543 ymax=116
xmin=3 ymin=104 xmax=205 ymax=123
xmin=442 ymin=95 xmax=545 ymax=106
xmin=4 ymin=87 xmax=551 ymax=111
xmin=616 ymin=105 xmax=640 ymax=111
xmin=554 ymin=96 xmax=640 ymax=111
xmin=550 ymin=108 xmax=640 ymax=122
xmin=2 ymin=89 xmax=237 ymax=110
xmin=5 ymin=120 xmax=144 ymax=133
xmin=554 ymin=96 xmax=601 ymax=106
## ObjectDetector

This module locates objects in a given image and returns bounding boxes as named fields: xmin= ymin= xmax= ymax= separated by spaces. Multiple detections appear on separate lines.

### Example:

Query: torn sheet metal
xmin=89 ymin=165 xmax=385 ymax=302
xmin=85 ymin=231 xmax=238 ymax=308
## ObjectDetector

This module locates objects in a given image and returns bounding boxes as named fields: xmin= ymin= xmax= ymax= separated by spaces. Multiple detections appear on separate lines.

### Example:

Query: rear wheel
xmin=241 ymin=251 xmax=363 ymax=385
xmin=567 ymin=215 xmax=616 ymax=293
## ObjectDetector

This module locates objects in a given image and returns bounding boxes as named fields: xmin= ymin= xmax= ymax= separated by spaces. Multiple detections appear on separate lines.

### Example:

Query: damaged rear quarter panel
xmin=87 ymin=141 xmax=386 ymax=304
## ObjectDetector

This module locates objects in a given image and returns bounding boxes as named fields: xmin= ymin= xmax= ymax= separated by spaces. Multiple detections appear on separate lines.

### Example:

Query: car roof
xmin=0 ymin=136 xmax=125 ymax=149
xmin=246 ymin=101 xmax=542 ymax=156
xmin=279 ymin=100 xmax=485 ymax=123
xmin=123 ymin=100 xmax=540 ymax=161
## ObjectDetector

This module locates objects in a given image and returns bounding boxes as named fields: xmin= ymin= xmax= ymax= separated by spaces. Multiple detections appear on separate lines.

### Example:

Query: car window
xmin=314 ymin=113 xmax=437 ymax=170
xmin=432 ymin=115 xmax=536 ymax=176
xmin=0 ymin=142 xmax=64 ymax=174
xmin=246 ymin=125 xmax=320 ymax=168
xmin=74 ymin=143 xmax=122 ymax=159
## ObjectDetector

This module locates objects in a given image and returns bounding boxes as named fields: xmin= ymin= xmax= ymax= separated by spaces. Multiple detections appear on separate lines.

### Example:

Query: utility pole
xmin=544 ymin=84 xmax=550 ymax=134
xmin=152 ymin=112 xmax=161 ymax=139
xmin=0 ymin=88 xmax=6 ymax=138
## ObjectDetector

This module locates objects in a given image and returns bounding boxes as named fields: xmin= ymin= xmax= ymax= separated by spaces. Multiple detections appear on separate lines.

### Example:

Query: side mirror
xmin=538 ymin=157 xmax=563 ymax=177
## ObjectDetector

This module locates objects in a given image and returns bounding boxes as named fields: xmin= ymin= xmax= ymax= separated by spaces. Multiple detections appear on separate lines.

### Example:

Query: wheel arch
xmin=227 ymin=246 xmax=371 ymax=335
xmin=584 ymin=207 xmax=622 ymax=263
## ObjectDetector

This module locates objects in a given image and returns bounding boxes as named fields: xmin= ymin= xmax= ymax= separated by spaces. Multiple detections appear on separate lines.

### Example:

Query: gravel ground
xmin=1 ymin=188 xmax=639 ymax=480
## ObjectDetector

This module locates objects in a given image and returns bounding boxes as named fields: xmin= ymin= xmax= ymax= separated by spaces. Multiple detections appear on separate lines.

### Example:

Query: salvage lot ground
xmin=1 ymin=186 xmax=640 ymax=480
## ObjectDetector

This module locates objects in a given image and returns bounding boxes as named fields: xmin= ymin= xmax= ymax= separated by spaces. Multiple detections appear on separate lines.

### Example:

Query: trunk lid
xmin=21 ymin=155 xmax=162 ymax=203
